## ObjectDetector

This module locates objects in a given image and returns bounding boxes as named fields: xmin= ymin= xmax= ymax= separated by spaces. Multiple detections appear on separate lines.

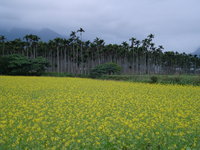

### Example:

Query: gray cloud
xmin=0 ymin=0 xmax=200 ymax=53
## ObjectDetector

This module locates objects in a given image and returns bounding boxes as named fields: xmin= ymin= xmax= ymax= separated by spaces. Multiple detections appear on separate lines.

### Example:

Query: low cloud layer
xmin=1 ymin=0 xmax=200 ymax=53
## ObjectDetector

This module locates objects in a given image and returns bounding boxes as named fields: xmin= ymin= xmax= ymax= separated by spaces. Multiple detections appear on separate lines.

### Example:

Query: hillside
xmin=0 ymin=28 xmax=64 ymax=41
xmin=193 ymin=47 xmax=200 ymax=56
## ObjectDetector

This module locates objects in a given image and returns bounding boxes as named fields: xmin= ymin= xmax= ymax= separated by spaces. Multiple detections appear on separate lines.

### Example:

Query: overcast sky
xmin=1 ymin=0 xmax=200 ymax=53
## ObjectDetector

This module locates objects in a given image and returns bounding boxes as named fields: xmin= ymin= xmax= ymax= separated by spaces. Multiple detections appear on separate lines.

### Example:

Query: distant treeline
xmin=0 ymin=29 xmax=200 ymax=75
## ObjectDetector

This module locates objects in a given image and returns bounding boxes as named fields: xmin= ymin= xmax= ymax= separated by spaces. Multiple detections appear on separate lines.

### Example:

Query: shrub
xmin=193 ymin=77 xmax=200 ymax=86
xmin=172 ymin=77 xmax=181 ymax=83
xmin=30 ymin=57 xmax=49 ymax=75
xmin=0 ymin=54 xmax=31 ymax=75
xmin=166 ymin=76 xmax=181 ymax=84
xmin=0 ymin=54 xmax=49 ymax=76
xmin=162 ymin=76 xmax=181 ymax=84
xmin=150 ymin=76 xmax=158 ymax=83
xmin=90 ymin=62 xmax=121 ymax=78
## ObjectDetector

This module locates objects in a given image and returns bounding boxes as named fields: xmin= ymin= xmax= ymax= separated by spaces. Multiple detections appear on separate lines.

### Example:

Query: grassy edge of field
xmin=41 ymin=72 xmax=200 ymax=86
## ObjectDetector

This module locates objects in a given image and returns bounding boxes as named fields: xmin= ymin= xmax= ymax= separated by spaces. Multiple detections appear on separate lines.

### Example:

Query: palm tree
xmin=129 ymin=37 xmax=136 ymax=48
xmin=77 ymin=28 xmax=85 ymax=74
xmin=63 ymin=39 xmax=70 ymax=73
xmin=148 ymin=34 xmax=154 ymax=40
xmin=32 ymin=35 xmax=40 ymax=58
xmin=48 ymin=40 xmax=56 ymax=72
xmin=0 ymin=35 xmax=6 ymax=56
xmin=69 ymin=31 xmax=77 ymax=74
xmin=23 ymin=35 xmax=30 ymax=57
xmin=121 ymin=41 xmax=129 ymax=73
xmin=53 ymin=38 xmax=65 ymax=73
xmin=83 ymin=40 xmax=91 ymax=74
xmin=10 ymin=39 xmax=25 ymax=55
xmin=94 ymin=37 xmax=104 ymax=65
xmin=77 ymin=28 xmax=85 ymax=40
xmin=129 ymin=37 xmax=136 ymax=73
xmin=23 ymin=34 xmax=40 ymax=58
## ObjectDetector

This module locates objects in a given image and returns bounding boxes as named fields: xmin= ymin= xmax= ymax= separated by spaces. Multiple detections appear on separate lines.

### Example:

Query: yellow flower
xmin=0 ymin=76 xmax=199 ymax=149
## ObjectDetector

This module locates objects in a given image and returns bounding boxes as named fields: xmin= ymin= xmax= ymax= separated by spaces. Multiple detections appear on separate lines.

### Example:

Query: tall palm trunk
xmin=57 ymin=47 xmax=59 ymax=73
xmin=64 ymin=48 xmax=67 ymax=72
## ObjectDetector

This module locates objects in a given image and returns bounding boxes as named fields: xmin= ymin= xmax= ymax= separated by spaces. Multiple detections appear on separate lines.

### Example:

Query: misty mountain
xmin=193 ymin=47 xmax=200 ymax=56
xmin=0 ymin=28 xmax=65 ymax=41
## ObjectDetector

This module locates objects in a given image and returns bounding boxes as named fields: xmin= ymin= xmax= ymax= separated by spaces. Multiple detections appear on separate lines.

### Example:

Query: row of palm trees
xmin=0 ymin=30 xmax=200 ymax=74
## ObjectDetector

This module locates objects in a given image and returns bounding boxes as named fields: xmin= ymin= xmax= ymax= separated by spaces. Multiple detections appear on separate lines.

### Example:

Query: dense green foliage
xmin=0 ymin=54 xmax=30 ymax=75
xmin=30 ymin=57 xmax=50 ymax=75
xmin=90 ymin=62 xmax=121 ymax=78
xmin=150 ymin=76 xmax=158 ymax=83
xmin=0 ymin=54 xmax=49 ymax=75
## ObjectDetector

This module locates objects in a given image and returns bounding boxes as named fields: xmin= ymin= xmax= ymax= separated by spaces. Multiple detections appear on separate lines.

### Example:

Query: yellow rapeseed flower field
xmin=0 ymin=76 xmax=200 ymax=149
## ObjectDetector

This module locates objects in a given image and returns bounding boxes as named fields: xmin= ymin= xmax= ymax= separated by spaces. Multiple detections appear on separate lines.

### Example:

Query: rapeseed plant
xmin=0 ymin=76 xmax=199 ymax=149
